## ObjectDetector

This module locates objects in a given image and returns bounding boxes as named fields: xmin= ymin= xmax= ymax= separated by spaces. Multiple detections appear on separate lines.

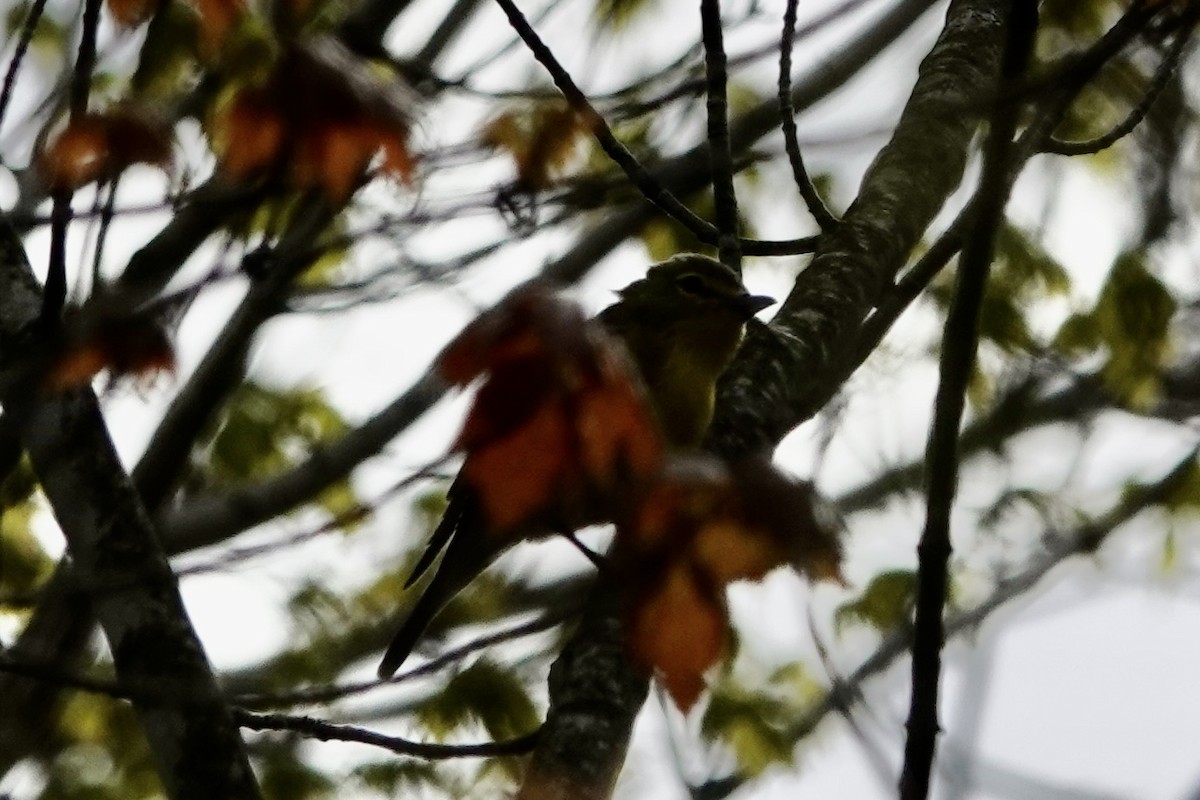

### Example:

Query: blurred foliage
xmin=834 ymin=569 xmax=918 ymax=635
xmin=1055 ymin=252 xmax=1176 ymax=407
xmin=1 ymin=0 xmax=1198 ymax=796
xmin=415 ymin=658 xmax=539 ymax=744
xmin=1 ymin=461 xmax=52 ymax=607
xmin=191 ymin=381 xmax=358 ymax=520
xmin=256 ymin=738 xmax=334 ymax=800
xmin=352 ymin=759 xmax=448 ymax=798
xmin=701 ymin=664 xmax=823 ymax=777
xmin=592 ymin=0 xmax=659 ymax=31
xmin=42 ymin=694 xmax=163 ymax=800
xmin=640 ymin=191 xmax=758 ymax=262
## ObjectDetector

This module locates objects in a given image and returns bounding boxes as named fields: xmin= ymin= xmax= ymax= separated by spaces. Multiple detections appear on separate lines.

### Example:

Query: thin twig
xmin=700 ymin=0 xmax=742 ymax=269
xmin=1044 ymin=15 xmax=1196 ymax=156
xmin=489 ymin=0 xmax=817 ymax=258
xmin=235 ymin=611 xmax=570 ymax=710
xmin=42 ymin=0 xmax=103 ymax=323
xmin=778 ymin=0 xmax=837 ymax=231
xmin=899 ymin=4 xmax=1038 ymax=798
xmin=90 ymin=178 xmax=118 ymax=291
xmin=0 ymin=0 xmax=49 ymax=133
xmin=234 ymin=708 xmax=540 ymax=759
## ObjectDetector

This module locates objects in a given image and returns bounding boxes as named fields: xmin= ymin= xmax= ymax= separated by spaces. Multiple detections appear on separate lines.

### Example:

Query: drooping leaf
xmin=38 ymin=109 xmax=174 ymax=191
xmin=619 ymin=456 xmax=843 ymax=710
xmin=834 ymin=569 xmax=917 ymax=635
xmin=701 ymin=677 xmax=795 ymax=776
xmin=415 ymin=659 xmax=540 ymax=742
xmin=47 ymin=309 xmax=175 ymax=390
xmin=481 ymin=102 xmax=595 ymax=191
xmin=211 ymin=42 xmax=416 ymax=200
xmin=437 ymin=283 xmax=664 ymax=534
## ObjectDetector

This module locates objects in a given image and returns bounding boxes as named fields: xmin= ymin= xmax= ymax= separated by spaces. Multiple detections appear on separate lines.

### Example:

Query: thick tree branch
xmin=524 ymin=2 xmax=982 ymax=798
xmin=707 ymin=0 xmax=1008 ymax=458
xmin=0 ymin=219 xmax=262 ymax=799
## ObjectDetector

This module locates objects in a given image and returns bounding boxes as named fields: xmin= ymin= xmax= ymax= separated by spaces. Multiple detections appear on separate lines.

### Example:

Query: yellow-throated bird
xmin=377 ymin=254 xmax=774 ymax=677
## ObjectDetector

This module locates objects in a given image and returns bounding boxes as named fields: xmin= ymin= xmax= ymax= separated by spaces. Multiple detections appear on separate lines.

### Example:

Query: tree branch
xmin=234 ymin=709 xmax=539 ymax=759
xmin=778 ymin=0 xmax=838 ymax=231
xmin=900 ymin=3 xmax=1035 ymax=796
xmin=707 ymin=0 xmax=1007 ymax=459
xmin=700 ymin=0 xmax=742 ymax=269
xmin=0 ymin=217 xmax=262 ymax=799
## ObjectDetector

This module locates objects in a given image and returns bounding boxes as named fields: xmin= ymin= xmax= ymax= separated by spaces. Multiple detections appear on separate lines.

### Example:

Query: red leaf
xmin=462 ymin=401 xmax=575 ymax=531
xmin=627 ymin=562 xmax=726 ymax=712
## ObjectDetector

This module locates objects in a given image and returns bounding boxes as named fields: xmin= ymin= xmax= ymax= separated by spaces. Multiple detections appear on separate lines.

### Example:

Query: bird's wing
xmin=379 ymin=483 xmax=492 ymax=678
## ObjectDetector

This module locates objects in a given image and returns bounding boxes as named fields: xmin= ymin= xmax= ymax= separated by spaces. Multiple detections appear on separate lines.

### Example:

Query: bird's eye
xmin=676 ymin=274 xmax=708 ymax=296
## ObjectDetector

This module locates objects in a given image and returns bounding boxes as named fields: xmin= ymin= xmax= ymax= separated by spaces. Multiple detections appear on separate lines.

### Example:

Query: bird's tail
xmin=377 ymin=493 xmax=494 ymax=678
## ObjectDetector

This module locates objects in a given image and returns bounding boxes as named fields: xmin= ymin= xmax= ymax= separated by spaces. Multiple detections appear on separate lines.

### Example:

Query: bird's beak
xmin=732 ymin=293 xmax=776 ymax=318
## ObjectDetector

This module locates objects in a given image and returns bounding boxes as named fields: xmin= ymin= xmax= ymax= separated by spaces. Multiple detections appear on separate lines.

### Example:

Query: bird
xmin=377 ymin=253 xmax=775 ymax=678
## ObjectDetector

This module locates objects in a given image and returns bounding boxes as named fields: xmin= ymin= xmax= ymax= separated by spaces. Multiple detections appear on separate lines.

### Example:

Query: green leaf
xmin=131 ymin=2 xmax=200 ymax=99
xmin=592 ymin=0 xmax=659 ymax=31
xmin=993 ymin=225 xmax=1072 ymax=298
xmin=415 ymin=659 xmax=539 ymax=742
xmin=1054 ymin=311 xmax=1101 ymax=354
xmin=834 ymin=569 xmax=917 ymax=634
xmin=353 ymin=760 xmax=444 ymax=796
xmin=1 ymin=497 xmax=53 ymax=601
xmin=701 ymin=678 xmax=794 ymax=776
xmin=1159 ymin=458 xmax=1200 ymax=514
xmin=1093 ymin=254 xmax=1176 ymax=406
xmin=977 ymin=292 xmax=1033 ymax=353
xmin=258 ymin=739 xmax=334 ymax=800
xmin=197 ymin=381 xmax=357 ymax=518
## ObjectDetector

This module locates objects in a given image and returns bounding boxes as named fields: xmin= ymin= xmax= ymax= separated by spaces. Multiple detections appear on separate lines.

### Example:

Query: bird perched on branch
xmin=377 ymin=254 xmax=774 ymax=678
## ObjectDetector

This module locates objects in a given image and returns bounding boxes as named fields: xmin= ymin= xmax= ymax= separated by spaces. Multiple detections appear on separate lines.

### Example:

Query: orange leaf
xmin=576 ymin=362 xmax=663 ymax=487
xmin=730 ymin=458 xmax=845 ymax=585
xmin=312 ymin=122 xmax=376 ymax=201
xmin=40 ymin=119 xmax=109 ymax=191
xmin=215 ymin=90 xmax=285 ymax=180
xmin=377 ymin=126 xmax=416 ymax=184
xmin=47 ymin=314 xmax=175 ymax=390
xmin=106 ymin=0 xmax=155 ymax=27
xmin=462 ymin=401 xmax=574 ymax=531
xmin=692 ymin=519 xmax=783 ymax=584
xmin=454 ymin=355 xmax=558 ymax=452
xmin=192 ymin=0 xmax=245 ymax=52
xmin=39 ymin=111 xmax=172 ymax=191
xmin=627 ymin=563 xmax=726 ymax=711
xmin=104 ymin=111 xmax=173 ymax=171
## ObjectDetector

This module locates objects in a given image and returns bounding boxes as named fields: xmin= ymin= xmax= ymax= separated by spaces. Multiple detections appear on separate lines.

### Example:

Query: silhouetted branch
xmin=700 ymin=0 xmax=741 ymax=269
xmin=779 ymin=0 xmax=838 ymax=231
xmin=0 ymin=0 xmax=48 ymax=131
xmin=900 ymin=4 xmax=1036 ymax=797
xmin=1044 ymin=14 xmax=1196 ymax=156
xmin=235 ymin=709 xmax=539 ymax=759
xmin=0 ymin=216 xmax=263 ymax=800
xmin=490 ymin=0 xmax=817 ymax=258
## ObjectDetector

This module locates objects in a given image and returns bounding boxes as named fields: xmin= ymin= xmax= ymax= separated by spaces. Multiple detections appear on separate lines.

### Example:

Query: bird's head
xmin=616 ymin=254 xmax=775 ymax=326
xmin=603 ymin=254 xmax=775 ymax=447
